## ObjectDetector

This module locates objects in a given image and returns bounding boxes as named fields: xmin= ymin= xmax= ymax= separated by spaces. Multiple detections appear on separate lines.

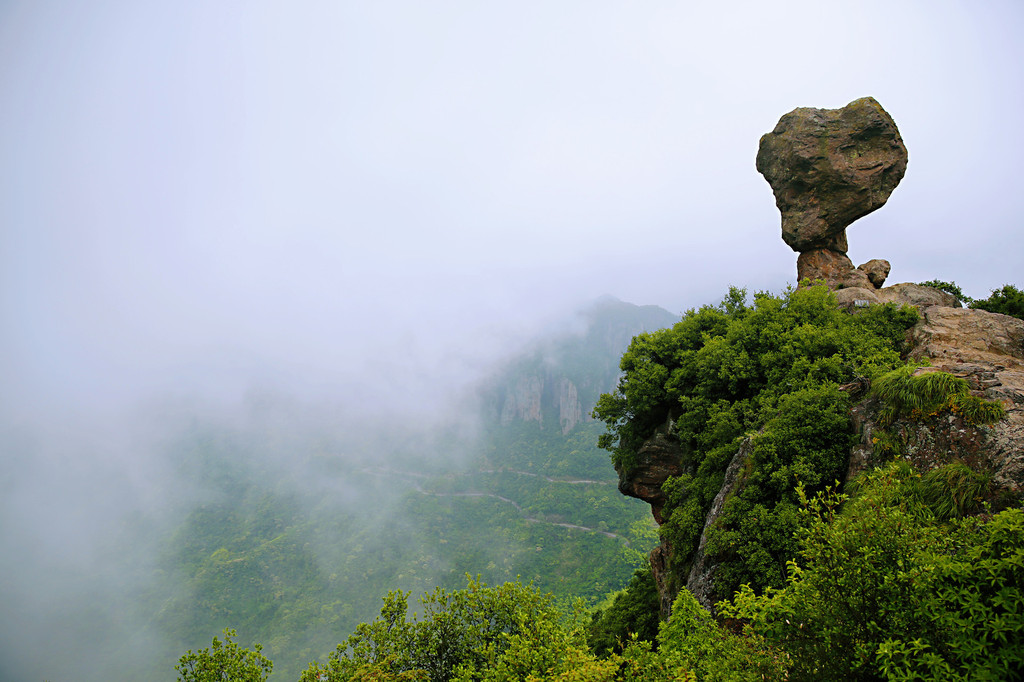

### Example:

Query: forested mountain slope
xmin=186 ymin=283 xmax=1024 ymax=682
xmin=127 ymin=297 xmax=674 ymax=682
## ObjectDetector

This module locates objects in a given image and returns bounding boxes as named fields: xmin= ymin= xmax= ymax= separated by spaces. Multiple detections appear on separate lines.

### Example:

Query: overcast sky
xmin=2 ymin=0 xmax=1022 ymax=417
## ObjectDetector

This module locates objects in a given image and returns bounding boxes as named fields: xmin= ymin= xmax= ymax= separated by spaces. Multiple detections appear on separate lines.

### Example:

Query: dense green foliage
xmin=176 ymin=628 xmax=273 ymax=682
xmin=725 ymin=464 xmax=1024 ymax=681
xmin=176 ymin=473 xmax=1024 ymax=680
xmin=593 ymin=285 xmax=919 ymax=597
xmin=299 ymin=577 xmax=598 ymax=681
xmin=651 ymin=589 xmax=789 ymax=681
xmin=296 ymin=575 xmax=789 ymax=682
xmin=971 ymin=283 xmax=1024 ymax=319
xmin=919 ymin=280 xmax=1024 ymax=319
xmin=587 ymin=568 xmax=660 ymax=656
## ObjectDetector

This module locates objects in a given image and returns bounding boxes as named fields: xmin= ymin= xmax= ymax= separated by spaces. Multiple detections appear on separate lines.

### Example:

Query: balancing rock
xmin=757 ymin=97 xmax=907 ymax=253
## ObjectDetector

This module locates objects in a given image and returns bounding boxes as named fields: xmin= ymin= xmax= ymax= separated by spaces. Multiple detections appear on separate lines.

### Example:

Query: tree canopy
xmin=593 ymin=284 xmax=920 ymax=596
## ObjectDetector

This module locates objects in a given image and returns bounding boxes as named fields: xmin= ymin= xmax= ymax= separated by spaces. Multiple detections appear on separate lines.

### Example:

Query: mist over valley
xmin=2 ymin=2 xmax=1022 ymax=680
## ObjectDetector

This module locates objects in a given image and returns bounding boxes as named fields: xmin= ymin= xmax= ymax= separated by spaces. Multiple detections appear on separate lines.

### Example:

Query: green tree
xmin=175 ymin=628 xmax=272 ymax=682
xmin=970 ymin=283 xmax=1024 ymax=319
xmin=918 ymin=279 xmax=973 ymax=306
xmin=593 ymin=285 xmax=919 ymax=598
xmin=587 ymin=567 xmax=661 ymax=655
xmin=302 ymin=577 xmax=601 ymax=682
xmin=653 ymin=589 xmax=789 ymax=681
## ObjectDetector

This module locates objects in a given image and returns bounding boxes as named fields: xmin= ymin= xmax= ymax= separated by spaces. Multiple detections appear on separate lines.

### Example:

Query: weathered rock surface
xmin=834 ymin=282 xmax=960 ymax=310
xmin=849 ymin=307 xmax=1024 ymax=492
xmin=757 ymin=97 xmax=908 ymax=253
xmin=499 ymin=376 xmax=544 ymax=426
xmin=797 ymin=249 xmax=873 ymax=289
xmin=615 ymin=416 xmax=684 ymax=524
xmin=857 ymin=259 xmax=891 ymax=288
xmin=908 ymin=307 xmax=1024 ymax=364
xmin=555 ymin=378 xmax=583 ymax=434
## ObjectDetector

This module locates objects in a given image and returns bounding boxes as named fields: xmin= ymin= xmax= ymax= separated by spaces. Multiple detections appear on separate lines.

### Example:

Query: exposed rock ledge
xmin=833 ymin=282 xmax=959 ymax=309
xmin=616 ymin=415 xmax=684 ymax=525
xmin=849 ymin=307 xmax=1024 ymax=492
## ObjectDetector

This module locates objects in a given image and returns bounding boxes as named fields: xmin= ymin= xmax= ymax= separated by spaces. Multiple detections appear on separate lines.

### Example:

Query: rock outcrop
xmin=757 ymin=96 xmax=907 ymax=254
xmin=483 ymin=297 xmax=679 ymax=435
xmin=617 ymin=416 xmax=684 ymax=524
xmin=617 ymin=99 xmax=1023 ymax=620
xmin=848 ymin=307 xmax=1024 ymax=491
xmin=833 ymin=282 xmax=960 ymax=310
xmin=757 ymin=97 xmax=906 ymax=290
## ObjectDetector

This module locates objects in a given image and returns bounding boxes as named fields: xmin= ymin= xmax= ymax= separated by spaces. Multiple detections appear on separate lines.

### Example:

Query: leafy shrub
xmin=919 ymin=279 xmax=973 ymax=306
xmin=874 ymin=505 xmax=1024 ymax=681
xmin=723 ymin=473 xmax=937 ymax=681
xmin=302 ymin=577 xmax=598 ymax=682
xmin=723 ymin=465 xmax=1024 ymax=681
xmin=654 ymin=589 xmax=790 ymax=681
xmin=587 ymin=568 xmax=661 ymax=656
xmin=969 ymin=284 xmax=1024 ymax=319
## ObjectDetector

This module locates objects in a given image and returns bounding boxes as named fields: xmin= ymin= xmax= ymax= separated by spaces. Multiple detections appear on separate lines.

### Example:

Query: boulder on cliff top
xmin=857 ymin=259 xmax=891 ymax=288
xmin=757 ymin=97 xmax=908 ymax=252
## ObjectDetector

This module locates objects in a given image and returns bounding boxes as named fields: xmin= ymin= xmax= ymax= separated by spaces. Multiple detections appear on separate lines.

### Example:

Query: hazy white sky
xmin=2 ymin=0 xmax=1022 ymax=414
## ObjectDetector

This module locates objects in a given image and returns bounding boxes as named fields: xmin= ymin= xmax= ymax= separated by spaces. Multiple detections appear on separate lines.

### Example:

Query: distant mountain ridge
xmin=479 ymin=298 xmax=677 ymax=433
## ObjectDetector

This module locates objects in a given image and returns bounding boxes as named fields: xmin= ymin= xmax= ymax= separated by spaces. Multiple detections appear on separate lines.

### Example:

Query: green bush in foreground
xmin=723 ymin=465 xmax=1024 ymax=681
xmin=587 ymin=567 xmax=660 ymax=656
xmin=299 ymin=577 xmax=599 ymax=682
xmin=176 ymin=464 xmax=1022 ymax=680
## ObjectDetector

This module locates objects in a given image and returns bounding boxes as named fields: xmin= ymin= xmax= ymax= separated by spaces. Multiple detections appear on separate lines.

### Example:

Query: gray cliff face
xmin=499 ymin=376 xmax=545 ymax=426
xmin=615 ymin=415 xmax=685 ymax=524
xmin=482 ymin=297 xmax=678 ymax=434
xmin=496 ymin=374 xmax=584 ymax=434
xmin=556 ymin=377 xmax=583 ymax=434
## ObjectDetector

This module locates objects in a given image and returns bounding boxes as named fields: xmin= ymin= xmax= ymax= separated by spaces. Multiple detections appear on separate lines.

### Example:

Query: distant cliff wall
xmin=482 ymin=298 xmax=678 ymax=434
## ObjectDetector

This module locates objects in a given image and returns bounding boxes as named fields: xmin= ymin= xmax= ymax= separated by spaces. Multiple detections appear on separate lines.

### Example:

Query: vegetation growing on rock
xmin=920 ymin=280 xmax=1024 ymax=319
xmin=171 ymin=283 xmax=1024 ymax=681
xmin=871 ymin=365 xmax=1005 ymax=426
xmin=725 ymin=464 xmax=1024 ymax=681
xmin=971 ymin=284 xmax=1024 ymax=320
xmin=594 ymin=284 xmax=920 ymax=599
